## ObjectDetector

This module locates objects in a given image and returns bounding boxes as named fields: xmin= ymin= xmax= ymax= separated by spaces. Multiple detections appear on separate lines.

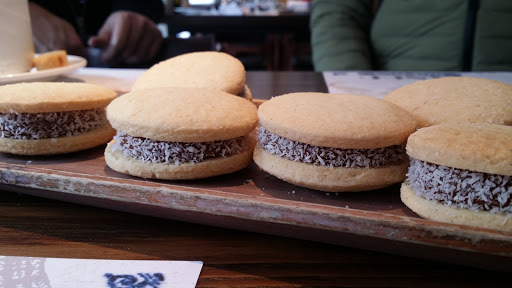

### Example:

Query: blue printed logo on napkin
xmin=0 ymin=256 xmax=202 ymax=288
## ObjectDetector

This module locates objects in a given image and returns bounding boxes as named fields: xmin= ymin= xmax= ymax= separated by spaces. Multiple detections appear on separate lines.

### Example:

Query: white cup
xmin=0 ymin=0 xmax=34 ymax=75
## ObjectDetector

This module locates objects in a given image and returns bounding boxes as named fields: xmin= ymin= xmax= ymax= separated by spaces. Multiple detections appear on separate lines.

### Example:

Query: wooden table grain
xmin=1 ymin=191 xmax=510 ymax=287
xmin=0 ymin=71 xmax=510 ymax=287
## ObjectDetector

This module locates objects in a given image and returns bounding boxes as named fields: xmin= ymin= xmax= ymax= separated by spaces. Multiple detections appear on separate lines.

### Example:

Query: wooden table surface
xmin=0 ymin=71 xmax=510 ymax=287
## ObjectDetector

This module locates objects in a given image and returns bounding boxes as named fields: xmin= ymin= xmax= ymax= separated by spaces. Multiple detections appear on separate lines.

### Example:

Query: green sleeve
xmin=310 ymin=0 xmax=374 ymax=71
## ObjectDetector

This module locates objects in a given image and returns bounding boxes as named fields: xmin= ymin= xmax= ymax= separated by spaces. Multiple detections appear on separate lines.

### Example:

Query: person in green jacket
xmin=310 ymin=0 xmax=512 ymax=71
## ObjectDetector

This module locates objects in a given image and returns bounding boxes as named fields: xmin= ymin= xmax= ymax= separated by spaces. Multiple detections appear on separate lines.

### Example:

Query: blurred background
xmin=159 ymin=0 xmax=313 ymax=71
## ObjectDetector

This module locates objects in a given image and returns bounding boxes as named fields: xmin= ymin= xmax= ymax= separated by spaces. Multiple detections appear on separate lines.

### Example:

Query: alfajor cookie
xmin=104 ymin=87 xmax=258 ymax=180
xmin=0 ymin=82 xmax=116 ymax=155
xmin=401 ymin=123 xmax=512 ymax=232
xmin=384 ymin=77 xmax=512 ymax=128
xmin=253 ymin=92 xmax=418 ymax=192
xmin=131 ymin=51 xmax=252 ymax=100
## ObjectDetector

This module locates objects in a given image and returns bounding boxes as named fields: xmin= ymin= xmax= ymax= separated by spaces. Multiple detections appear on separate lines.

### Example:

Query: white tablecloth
xmin=60 ymin=67 xmax=512 ymax=98
xmin=323 ymin=71 xmax=512 ymax=99
xmin=62 ymin=68 xmax=145 ymax=92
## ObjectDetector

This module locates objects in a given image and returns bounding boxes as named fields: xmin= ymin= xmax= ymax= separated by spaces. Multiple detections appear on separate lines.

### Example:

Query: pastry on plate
xmin=105 ymin=87 xmax=258 ymax=180
xmin=0 ymin=82 xmax=116 ymax=155
xmin=401 ymin=123 xmax=512 ymax=231
xmin=33 ymin=50 xmax=68 ymax=70
xmin=253 ymin=92 xmax=418 ymax=192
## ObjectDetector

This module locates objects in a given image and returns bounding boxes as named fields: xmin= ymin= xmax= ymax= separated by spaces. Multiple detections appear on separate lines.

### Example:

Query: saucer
xmin=0 ymin=54 xmax=87 ymax=85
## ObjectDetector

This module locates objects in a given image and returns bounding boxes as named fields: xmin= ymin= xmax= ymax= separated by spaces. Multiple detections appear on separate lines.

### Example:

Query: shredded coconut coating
xmin=0 ymin=109 xmax=107 ymax=140
xmin=257 ymin=126 xmax=406 ymax=168
xmin=408 ymin=158 xmax=512 ymax=214
xmin=112 ymin=132 xmax=245 ymax=165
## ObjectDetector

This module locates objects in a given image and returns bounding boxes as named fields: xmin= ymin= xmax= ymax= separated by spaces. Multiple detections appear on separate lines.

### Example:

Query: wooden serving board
xmin=0 ymin=133 xmax=511 ymax=271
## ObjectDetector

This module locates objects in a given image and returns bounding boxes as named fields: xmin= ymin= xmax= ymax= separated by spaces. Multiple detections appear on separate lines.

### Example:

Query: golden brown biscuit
xmin=105 ymin=87 xmax=258 ymax=180
xmin=385 ymin=77 xmax=512 ymax=128
xmin=0 ymin=82 xmax=117 ymax=155
xmin=33 ymin=50 xmax=68 ymax=70
xmin=403 ymin=123 xmax=512 ymax=231
xmin=401 ymin=183 xmax=512 ymax=232
xmin=105 ymin=137 xmax=256 ymax=180
xmin=107 ymin=87 xmax=257 ymax=142
xmin=253 ymin=92 xmax=418 ymax=192
xmin=0 ymin=82 xmax=116 ymax=113
xmin=0 ymin=123 xmax=114 ymax=155
xmin=132 ymin=51 xmax=247 ymax=97
xmin=406 ymin=123 xmax=512 ymax=175
xmin=254 ymin=146 xmax=409 ymax=192
xmin=258 ymin=93 xmax=417 ymax=149
xmin=240 ymin=84 xmax=253 ymax=101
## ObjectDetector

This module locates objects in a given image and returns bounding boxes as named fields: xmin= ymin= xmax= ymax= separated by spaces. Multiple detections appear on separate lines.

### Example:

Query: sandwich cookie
xmin=385 ymin=77 xmax=512 ymax=128
xmin=105 ymin=87 xmax=258 ymax=180
xmin=131 ymin=51 xmax=252 ymax=100
xmin=0 ymin=82 xmax=116 ymax=155
xmin=253 ymin=92 xmax=418 ymax=192
xmin=402 ymin=123 xmax=512 ymax=231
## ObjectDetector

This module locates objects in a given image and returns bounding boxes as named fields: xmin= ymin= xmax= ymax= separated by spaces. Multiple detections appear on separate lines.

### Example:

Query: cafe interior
xmin=153 ymin=0 xmax=312 ymax=71
xmin=1 ymin=0 xmax=511 ymax=287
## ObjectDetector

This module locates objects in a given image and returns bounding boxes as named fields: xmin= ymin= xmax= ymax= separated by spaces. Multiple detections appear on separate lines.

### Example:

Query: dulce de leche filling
xmin=0 ymin=108 xmax=107 ymax=139
xmin=407 ymin=158 xmax=512 ymax=213
xmin=112 ymin=132 xmax=246 ymax=165
xmin=258 ymin=126 xmax=406 ymax=168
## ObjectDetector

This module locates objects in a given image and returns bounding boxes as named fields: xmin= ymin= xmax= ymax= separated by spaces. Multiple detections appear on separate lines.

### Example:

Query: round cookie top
xmin=107 ymin=87 xmax=258 ymax=142
xmin=0 ymin=82 xmax=116 ymax=113
xmin=384 ymin=77 xmax=512 ymax=128
xmin=131 ymin=51 xmax=246 ymax=95
xmin=406 ymin=123 xmax=512 ymax=176
xmin=258 ymin=92 xmax=417 ymax=149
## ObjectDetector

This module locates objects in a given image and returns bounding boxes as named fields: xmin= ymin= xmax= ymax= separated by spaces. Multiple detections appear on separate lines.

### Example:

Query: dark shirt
xmin=30 ymin=0 xmax=164 ymax=44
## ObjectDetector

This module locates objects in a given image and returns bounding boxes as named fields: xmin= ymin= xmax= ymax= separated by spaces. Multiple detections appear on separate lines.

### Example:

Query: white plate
xmin=0 ymin=54 xmax=87 ymax=85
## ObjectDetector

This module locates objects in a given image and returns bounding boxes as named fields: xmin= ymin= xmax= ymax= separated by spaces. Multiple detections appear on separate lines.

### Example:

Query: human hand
xmin=88 ymin=10 xmax=163 ymax=66
xmin=28 ymin=2 xmax=85 ymax=56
